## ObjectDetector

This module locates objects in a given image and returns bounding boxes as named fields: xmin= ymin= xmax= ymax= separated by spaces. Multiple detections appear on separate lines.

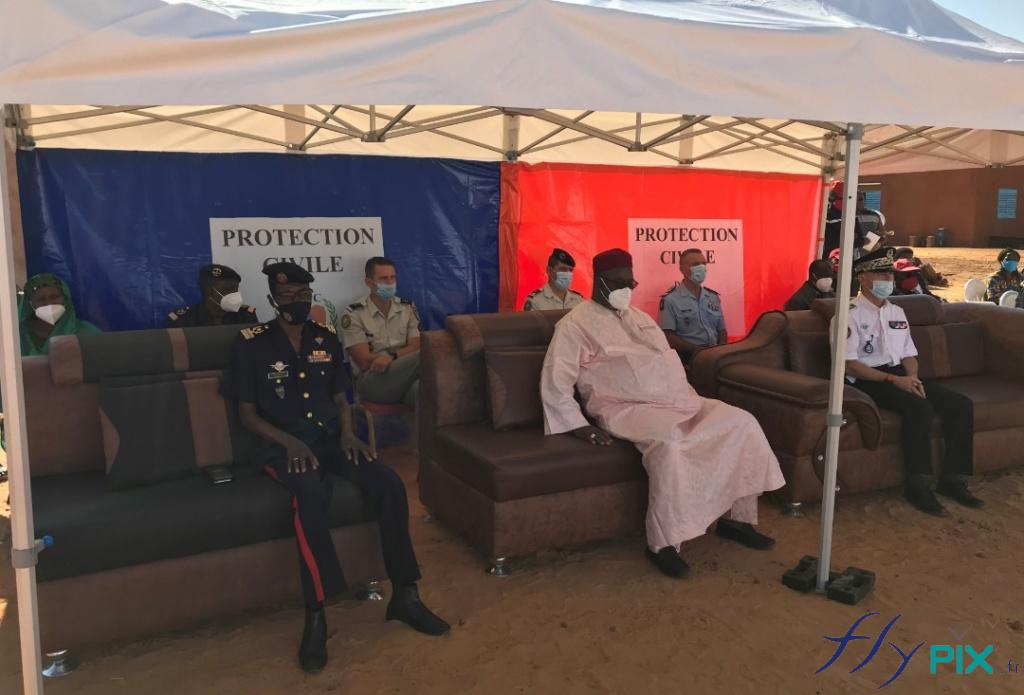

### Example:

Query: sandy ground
xmin=2 ymin=247 xmax=1023 ymax=695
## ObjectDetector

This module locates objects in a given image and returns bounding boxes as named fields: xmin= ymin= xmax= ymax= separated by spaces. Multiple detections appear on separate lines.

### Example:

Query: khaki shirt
xmin=523 ymin=284 xmax=584 ymax=311
xmin=341 ymin=295 xmax=420 ymax=371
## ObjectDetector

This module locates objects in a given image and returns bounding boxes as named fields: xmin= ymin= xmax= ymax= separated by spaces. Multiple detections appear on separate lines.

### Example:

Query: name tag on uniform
xmin=888 ymin=321 xmax=909 ymax=329
xmin=308 ymin=350 xmax=331 ymax=364
xmin=267 ymin=361 xmax=290 ymax=380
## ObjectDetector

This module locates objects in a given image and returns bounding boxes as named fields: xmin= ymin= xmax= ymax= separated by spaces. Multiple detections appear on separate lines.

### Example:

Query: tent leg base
xmin=782 ymin=502 xmax=804 ymax=518
xmin=42 ymin=649 xmax=78 ymax=678
xmin=357 ymin=581 xmax=385 ymax=601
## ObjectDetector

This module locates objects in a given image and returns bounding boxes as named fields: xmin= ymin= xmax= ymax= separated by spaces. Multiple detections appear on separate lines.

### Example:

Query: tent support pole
xmin=817 ymin=123 xmax=863 ymax=593
xmin=1 ymin=104 xmax=45 ymax=694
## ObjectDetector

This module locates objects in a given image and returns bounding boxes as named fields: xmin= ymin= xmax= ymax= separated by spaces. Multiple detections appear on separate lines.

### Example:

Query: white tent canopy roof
xmin=3 ymin=0 xmax=1024 ymax=132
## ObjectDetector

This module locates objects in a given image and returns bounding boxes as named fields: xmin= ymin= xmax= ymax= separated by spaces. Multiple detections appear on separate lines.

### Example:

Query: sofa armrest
xmin=689 ymin=311 xmax=788 ymax=397
xmin=718 ymin=364 xmax=883 ymax=450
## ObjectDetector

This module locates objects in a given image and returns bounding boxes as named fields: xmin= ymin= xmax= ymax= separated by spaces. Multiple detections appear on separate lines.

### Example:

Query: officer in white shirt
xmin=844 ymin=247 xmax=982 ymax=516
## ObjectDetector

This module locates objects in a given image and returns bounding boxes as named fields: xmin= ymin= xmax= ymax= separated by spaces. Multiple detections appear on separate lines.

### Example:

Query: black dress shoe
xmin=299 ymin=608 xmax=327 ymax=673
xmin=644 ymin=547 xmax=690 ymax=578
xmin=936 ymin=479 xmax=984 ymax=509
xmin=386 ymin=584 xmax=450 ymax=636
xmin=715 ymin=519 xmax=776 ymax=550
xmin=904 ymin=484 xmax=947 ymax=517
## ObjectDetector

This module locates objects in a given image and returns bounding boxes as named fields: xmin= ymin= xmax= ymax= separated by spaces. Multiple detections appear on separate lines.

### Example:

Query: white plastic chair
xmin=1000 ymin=290 xmax=1019 ymax=308
xmin=963 ymin=278 xmax=986 ymax=302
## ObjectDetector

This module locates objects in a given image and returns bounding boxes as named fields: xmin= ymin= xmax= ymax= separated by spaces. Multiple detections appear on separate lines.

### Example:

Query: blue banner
xmin=18 ymin=149 xmax=501 ymax=331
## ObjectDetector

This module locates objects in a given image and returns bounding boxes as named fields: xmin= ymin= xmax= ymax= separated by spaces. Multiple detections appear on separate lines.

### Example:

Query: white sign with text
xmin=209 ymin=217 xmax=384 ymax=326
xmin=627 ymin=218 xmax=745 ymax=338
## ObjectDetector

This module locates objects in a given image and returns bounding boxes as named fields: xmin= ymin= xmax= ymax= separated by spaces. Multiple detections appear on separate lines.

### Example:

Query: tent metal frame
xmin=4 ymin=100 xmax=1023 ymax=695
xmin=15 ymin=105 xmax=1023 ymax=172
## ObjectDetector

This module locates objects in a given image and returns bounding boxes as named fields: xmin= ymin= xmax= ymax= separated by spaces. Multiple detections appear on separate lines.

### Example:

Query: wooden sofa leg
xmin=42 ymin=649 xmax=78 ymax=678
xmin=487 ymin=557 xmax=511 ymax=578
xmin=782 ymin=502 xmax=804 ymax=518
xmin=357 ymin=581 xmax=384 ymax=601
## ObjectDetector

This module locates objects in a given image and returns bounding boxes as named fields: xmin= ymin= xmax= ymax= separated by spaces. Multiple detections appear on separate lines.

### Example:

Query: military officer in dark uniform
xmin=222 ymin=261 xmax=448 ymax=674
xmin=166 ymin=263 xmax=258 ymax=327
xmin=783 ymin=260 xmax=835 ymax=311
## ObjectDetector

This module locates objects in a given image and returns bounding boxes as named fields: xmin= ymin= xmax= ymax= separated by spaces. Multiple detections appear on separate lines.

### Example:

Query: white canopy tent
xmin=2 ymin=1 xmax=1023 ymax=693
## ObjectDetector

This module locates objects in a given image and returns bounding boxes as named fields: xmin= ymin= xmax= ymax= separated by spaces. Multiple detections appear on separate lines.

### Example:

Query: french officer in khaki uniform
xmin=523 ymin=248 xmax=584 ymax=311
xmin=341 ymin=257 xmax=420 ymax=406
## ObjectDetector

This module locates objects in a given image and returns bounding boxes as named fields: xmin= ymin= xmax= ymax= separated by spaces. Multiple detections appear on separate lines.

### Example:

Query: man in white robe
xmin=540 ymin=248 xmax=786 ymax=578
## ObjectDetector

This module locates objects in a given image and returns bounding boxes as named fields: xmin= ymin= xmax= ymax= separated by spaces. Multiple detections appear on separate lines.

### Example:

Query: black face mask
xmin=275 ymin=300 xmax=311 ymax=325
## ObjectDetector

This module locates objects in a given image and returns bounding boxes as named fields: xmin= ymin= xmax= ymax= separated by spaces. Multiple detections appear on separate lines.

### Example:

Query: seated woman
xmin=19 ymin=273 xmax=100 ymax=355
xmin=984 ymin=248 xmax=1022 ymax=304
xmin=1 ymin=273 xmax=101 ymax=480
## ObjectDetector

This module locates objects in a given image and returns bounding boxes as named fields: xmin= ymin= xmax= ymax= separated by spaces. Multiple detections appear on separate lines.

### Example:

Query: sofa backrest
xmin=420 ymin=310 xmax=567 ymax=440
xmin=26 ymin=325 xmax=246 ymax=478
xmin=794 ymin=295 xmax=985 ymax=380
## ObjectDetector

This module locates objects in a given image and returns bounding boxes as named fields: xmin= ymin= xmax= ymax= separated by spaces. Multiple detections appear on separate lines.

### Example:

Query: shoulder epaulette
xmin=568 ymin=289 xmax=583 ymax=297
xmin=399 ymin=297 xmax=415 ymax=305
xmin=705 ymin=287 xmax=720 ymax=295
xmin=527 ymin=289 xmax=542 ymax=297
xmin=347 ymin=301 xmax=364 ymax=311
xmin=240 ymin=323 xmax=270 ymax=340
xmin=315 ymin=321 xmax=337 ymax=335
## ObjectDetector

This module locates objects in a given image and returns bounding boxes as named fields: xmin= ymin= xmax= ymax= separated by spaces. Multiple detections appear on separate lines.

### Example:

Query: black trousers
xmin=853 ymin=366 xmax=974 ymax=478
xmin=263 ymin=431 xmax=421 ymax=609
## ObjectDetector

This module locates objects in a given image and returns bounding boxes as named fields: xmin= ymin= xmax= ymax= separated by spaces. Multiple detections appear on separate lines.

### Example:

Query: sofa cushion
xmin=786 ymin=331 xmax=830 ymax=379
xmin=485 ymin=347 xmax=546 ymax=430
xmin=932 ymin=376 xmax=1024 ymax=432
xmin=100 ymin=377 xmax=198 ymax=490
xmin=434 ymin=423 xmax=645 ymax=502
xmin=32 ymin=466 xmax=370 ymax=582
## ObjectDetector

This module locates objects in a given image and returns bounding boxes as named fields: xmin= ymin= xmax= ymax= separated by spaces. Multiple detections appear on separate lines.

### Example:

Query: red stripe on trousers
xmin=265 ymin=465 xmax=325 ymax=603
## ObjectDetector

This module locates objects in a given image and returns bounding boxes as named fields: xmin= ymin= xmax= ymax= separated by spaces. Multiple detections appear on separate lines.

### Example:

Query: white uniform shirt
xmin=843 ymin=294 xmax=917 ymax=381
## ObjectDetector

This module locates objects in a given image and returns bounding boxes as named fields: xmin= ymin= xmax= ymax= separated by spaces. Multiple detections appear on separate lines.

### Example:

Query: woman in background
xmin=18 ymin=273 xmax=100 ymax=355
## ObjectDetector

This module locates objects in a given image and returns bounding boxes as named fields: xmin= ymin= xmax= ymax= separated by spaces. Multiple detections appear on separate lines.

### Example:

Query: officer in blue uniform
xmin=166 ymin=263 xmax=258 ymax=327
xmin=222 ymin=262 xmax=448 ymax=674
xmin=658 ymin=248 xmax=727 ymax=363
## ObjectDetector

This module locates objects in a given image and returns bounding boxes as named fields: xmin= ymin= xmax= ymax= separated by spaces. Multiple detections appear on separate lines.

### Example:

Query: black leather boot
xmin=905 ymin=475 xmax=946 ymax=516
xmin=386 ymin=584 xmax=450 ymax=636
xmin=298 ymin=608 xmax=327 ymax=673
xmin=936 ymin=477 xmax=984 ymax=509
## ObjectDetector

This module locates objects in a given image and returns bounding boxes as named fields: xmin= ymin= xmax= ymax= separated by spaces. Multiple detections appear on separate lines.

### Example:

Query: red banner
xmin=499 ymin=162 xmax=822 ymax=338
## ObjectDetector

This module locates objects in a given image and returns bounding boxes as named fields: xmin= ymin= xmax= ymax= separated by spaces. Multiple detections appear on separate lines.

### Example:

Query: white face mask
xmin=601 ymin=278 xmax=633 ymax=311
xmin=34 ymin=304 xmax=66 ymax=325
xmin=814 ymin=277 xmax=834 ymax=293
xmin=218 ymin=291 xmax=244 ymax=313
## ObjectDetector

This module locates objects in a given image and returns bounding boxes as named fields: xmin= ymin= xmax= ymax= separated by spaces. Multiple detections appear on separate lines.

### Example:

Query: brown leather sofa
xmin=25 ymin=325 xmax=385 ymax=650
xmin=418 ymin=311 xmax=646 ymax=573
xmin=690 ymin=295 xmax=1024 ymax=511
